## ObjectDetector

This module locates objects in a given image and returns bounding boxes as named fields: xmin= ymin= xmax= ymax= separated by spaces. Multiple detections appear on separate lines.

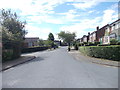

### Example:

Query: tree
xmin=38 ymin=39 xmax=44 ymax=46
xmin=0 ymin=9 xmax=27 ymax=42
xmin=58 ymin=31 xmax=76 ymax=46
xmin=47 ymin=33 xmax=55 ymax=48
xmin=0 ymin=9 xmax=27 ymax=59
xmin=48 ymin=33 xmax=54 ymax=41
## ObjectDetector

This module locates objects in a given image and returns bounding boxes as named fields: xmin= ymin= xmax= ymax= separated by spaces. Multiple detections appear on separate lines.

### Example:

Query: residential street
xmin=2 ymin=47 xmax=118 ymax=88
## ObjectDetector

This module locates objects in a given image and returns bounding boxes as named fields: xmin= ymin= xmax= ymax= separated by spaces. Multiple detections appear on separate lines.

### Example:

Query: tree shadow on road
xmin=20 ymin=56 xmax=46 ymax=66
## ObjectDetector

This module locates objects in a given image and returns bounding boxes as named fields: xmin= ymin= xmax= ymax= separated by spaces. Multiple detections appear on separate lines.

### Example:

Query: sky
xmin=0 ymin=0 xmax=119 ymax=40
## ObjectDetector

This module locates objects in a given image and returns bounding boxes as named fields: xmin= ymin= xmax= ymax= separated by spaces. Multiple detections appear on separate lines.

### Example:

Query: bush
xmin=83 ymin=42 xmax=88 ymax=46
xmin=2 ymin=41 xmax=21 ymax=62
xmin=74 ymin=44 xmax=79 ymax=50
xmin=2 ymin=49 xmax=13 ymax=62
xmin=88 ymin=42 xmax=94 ymax=46
xmin=94 ymin=41 xmax=100 ymax=46
xmin=22 ymin=46 xmax=51 ymax=53
xmin=110 ymin=39 xmax=118 ymax=45
xmin=116 ymin=41 xmax=120 ymax=45
xmin=79 ymin=45 xmax=120 ymax=61
xmin=54 ymin=44 xmax=58 ymax=49
xmin=79 ymin=43 xmax=84 ymax=46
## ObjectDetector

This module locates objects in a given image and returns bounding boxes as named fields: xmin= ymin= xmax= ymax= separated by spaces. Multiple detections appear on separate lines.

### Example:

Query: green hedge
xmin=79 ymin=45 xmax=120 ymax=61
xmin=2 ymin=49 xmax=13 ymax=62
xmin=2 ymin=41 xmax=21 ymax=61
xmin=22 ymin=46 xmax=51 ymax=53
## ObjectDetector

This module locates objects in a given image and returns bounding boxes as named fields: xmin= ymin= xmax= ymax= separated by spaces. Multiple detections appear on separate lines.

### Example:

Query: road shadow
xmin=16 ymin=56 xmax=46 ymax=67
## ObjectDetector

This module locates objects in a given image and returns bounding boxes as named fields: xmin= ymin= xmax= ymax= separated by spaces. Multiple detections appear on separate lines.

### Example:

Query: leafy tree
xmin=58 ymin=31 xmax=76 ymax=46
xmin=0 ymin=9 xmax=27 ymax=42
xmin=48 ymin=33 xmax=54 ymax=41
xmin=0 ymin=9 xmax=27 ymax=59
xmin=47 ymin=33 xmax=55 ymax=48
xmin=38 ymin=39 xmax=44 ymax=46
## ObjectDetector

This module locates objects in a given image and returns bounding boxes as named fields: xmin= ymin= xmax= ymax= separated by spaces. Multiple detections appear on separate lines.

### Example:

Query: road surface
xmin=2 ymin=47 xmax=118 ymax=88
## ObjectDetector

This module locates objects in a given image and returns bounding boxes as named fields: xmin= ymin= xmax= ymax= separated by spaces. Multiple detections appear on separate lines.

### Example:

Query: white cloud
xmin=27 ymin=15 xmax=65 ymax=24
xmin=101 ymin=9 xmax=116 ymax=26
xmin=69 ymin=0 xmax=117 ymax=10
xmin=88 ymin=10 xmax=95 ymax=13
xmin=60 ymin=17 xmax=102 ymax=38
xmin=57 ymin=9 xmax=80 ymax=22
xmin=70 ymin=0 xmax=100 ymax=10
xmin=0 ymin=0 xmax=118 ymax=40
xmin=25 ymin=24 xmax=52 ymax=39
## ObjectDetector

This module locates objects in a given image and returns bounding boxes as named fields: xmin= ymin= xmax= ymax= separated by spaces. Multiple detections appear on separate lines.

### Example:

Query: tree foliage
xmin=0 ymin=9 xmax=27 ymax=43
xmin=47 ymin=33 xmax=55 ymax=47
xmin=48 ymin=33 xmax=54 ymax=41
xmin=58 ymin=31 xmax=76 ymax=46
xmin=0 ymin=9 xmax=27 ymax=59
xmin=38 ymin=39 xmax=44 ymax=46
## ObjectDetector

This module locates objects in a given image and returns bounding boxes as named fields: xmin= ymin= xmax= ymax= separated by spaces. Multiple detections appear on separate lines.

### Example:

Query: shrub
xmin=22 ymin=46 xmax=51 ymax=53
xmin=79 ymin=43 xmax=84 ymax=46
xmin=116 ymin=41 xmax=120 ymax=45
xmin=94 ymin=41 xmax=100 ymax=46
xmin=54 ymin=44 xmax=58 ymax=49
xmin=79 ymin=45 xmax=120 ymax=61
xmin=2 ymin=41 xmax=22 ymax=62
xmin=110 ymin=39 xmax=118 ymax=45
xmin=2 ymin=49 xmax=13 ymax=62
xmin=83 ymin=42 xmax=88 ymax=45
xmin=88 ymin=42 xmax=94 ymax=46
xmin=74 ymin=44 xmax=79 ymax=50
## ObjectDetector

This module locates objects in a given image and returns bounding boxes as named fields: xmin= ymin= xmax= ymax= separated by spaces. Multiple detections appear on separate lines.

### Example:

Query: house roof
xmin=90 ymin=31 xmax=96 ymax=35
xmin=110 ymin=19 xmax=120 ymax=25
xmin=24 ymin=37 xmax=39 ymax=42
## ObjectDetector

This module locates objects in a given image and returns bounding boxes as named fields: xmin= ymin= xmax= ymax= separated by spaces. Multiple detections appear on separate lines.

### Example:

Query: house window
xmin=115 ymin=24 xmax=118 ymax=29
xmin=111 ymin=26 xmax=114 ymax=31
xmin=118 ymin=22 xmax=120 ymax=28
xmin=104 ymin=36 xmax=109 ymax=43
xmin=110 ymin=33 xmax=116 ymax=39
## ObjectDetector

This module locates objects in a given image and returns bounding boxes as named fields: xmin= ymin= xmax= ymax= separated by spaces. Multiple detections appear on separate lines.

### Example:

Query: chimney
xmin=88 ymin=32 xmax=90 ymax=35
xmin=96 ymin=26 xmax=99 ymax=31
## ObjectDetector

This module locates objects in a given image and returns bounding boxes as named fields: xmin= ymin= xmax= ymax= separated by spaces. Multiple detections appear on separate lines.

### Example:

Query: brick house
xmin=23 ymin=37 xmax=39 ymax=48
xmin=82 ymin=35 xmax=88 ymax=43
xmin=79 ymin=37 xmax=83 ymax=43
xmin=95 ymin=25 xmax=109 ymax=44
xmin=109 ymin=19 xmax=120 ymax=42
xmin=78 ymin=19 xmax=120 ymax=45
xmin=89 ymin=31 xmax=97 ymax=43
xmin=102 ymin=25 xmax=111 ymax=44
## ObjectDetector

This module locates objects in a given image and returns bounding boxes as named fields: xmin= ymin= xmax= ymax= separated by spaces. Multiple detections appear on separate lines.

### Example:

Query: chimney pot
xmin=97 ymin=26 xmax=99 ymax=31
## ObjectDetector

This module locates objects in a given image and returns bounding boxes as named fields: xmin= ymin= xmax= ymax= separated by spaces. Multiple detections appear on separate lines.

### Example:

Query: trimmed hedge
xmin=22 ymin=46 xmax=51 ymax=53
xmin=2 ymin=49 xmax=13 ymax=62
xmin=79 ymin=45 xmax=120 ymax=61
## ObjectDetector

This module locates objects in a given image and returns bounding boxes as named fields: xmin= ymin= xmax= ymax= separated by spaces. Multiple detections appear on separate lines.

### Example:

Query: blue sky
xmin=0 ymin=0 xmax=119 ymax=40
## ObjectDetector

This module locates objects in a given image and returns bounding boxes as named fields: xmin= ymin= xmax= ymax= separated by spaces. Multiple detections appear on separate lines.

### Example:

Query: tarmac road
xmin=2 ymin=47 xmax=118 ymax=88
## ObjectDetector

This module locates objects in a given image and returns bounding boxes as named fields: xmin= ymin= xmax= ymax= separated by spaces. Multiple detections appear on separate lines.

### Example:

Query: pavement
xmin=2 ymin=47 xmax=118 ymax=88
xmin=2 ymin=56 xmax=36 ymax=71
xmin=68 ymin=49 xmax=119 ymax=67
xmin=2 ymin=48 xmax=58 ymax=72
